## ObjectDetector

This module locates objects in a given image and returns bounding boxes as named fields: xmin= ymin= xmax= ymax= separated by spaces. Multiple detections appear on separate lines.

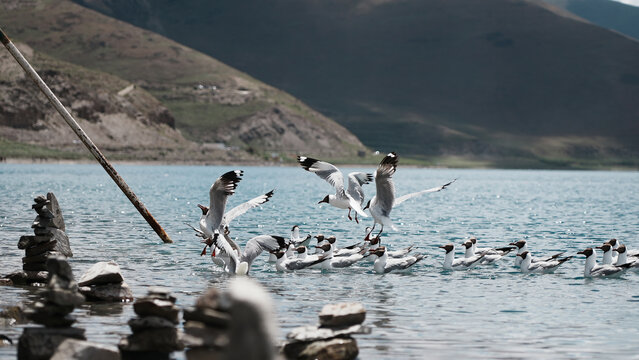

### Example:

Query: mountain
xmin=543 ymin=0 xmax=639 ymax=40
xmin=69 ymin=0 xmax=639 ymax=168
xmin=0 ymin=0 xmax=366 ymax=162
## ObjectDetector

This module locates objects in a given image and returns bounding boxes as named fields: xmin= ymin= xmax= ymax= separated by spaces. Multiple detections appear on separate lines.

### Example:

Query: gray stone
xmin=286 ymin=324 xmax=371 ymax=343
xmin=25 ymin=302 xmax=76 ymax=327
xmin=128 ymin=316 xmax=175 ymax=333
xmin=23 ymin=262 xmax=48 ymax=272
xmin=26 ymin=271 xmax=49 ymax=283
xmin=47 ymin=256 xmax=75 ymax=281
xmin=25 ymin=240 xmax=57 ymax=257
xmin=51 ymin=338 xmax=120 ymax=360
xmin=194 ymin=287 xmax=221 ymax=310
xmin=79 ymin=282 xmax=134 ymax=302
xmin=35 ymin=208 xmax=55 ymax=219
xmin=147 ymin=287 xmax=176 ymax=303
xmin=32 ymin=216 xmax=56 ymax=229
xmin=185 ymin=347 xmax=224 ymax=360
xmin=18 ymin=327 xmax=86 ymax=360
xmin=51 ymin=229 xmax=73 ymax=257
xmin=33 ymin=227 xmax=55 ymax=236
xmin=181 ymin=321 xmax=229 ymax=348
xmin=47 ymin=192 xmax=66 ymax=231
xmin=118 ymin=328 xmax=183 ymax=352
xmin=183 ymin=307 xmax=231 ymax=328
xmin=318 ymin=302 xmax=366 ymax=328
xmin=33 ymin=196 xmax=48 ymax=204
xmin=283 ymin=337 xmax=359 ymax=360
xmin=118 ymin=339 xmax=171 ymax=360
xmin=22 ymin=251 xmax=58 ymax=265
xmin=18 ymin=235 xmax=52 ymax=249
xmin=133 ymin=298 xmax=179 ymax=324
xmin=78 ymin=261 xmax=124 ymax=286
xmin=46 ymin=288 xmax=85 ymax=307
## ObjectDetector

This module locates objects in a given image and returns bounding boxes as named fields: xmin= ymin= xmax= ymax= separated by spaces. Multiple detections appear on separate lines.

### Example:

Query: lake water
xmin=1 ymin=164 xmax=639 ymax=359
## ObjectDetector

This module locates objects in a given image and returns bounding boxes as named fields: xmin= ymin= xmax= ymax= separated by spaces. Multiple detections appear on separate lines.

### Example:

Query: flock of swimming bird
xmin=188 ymin=152 xmax=639 ymax=277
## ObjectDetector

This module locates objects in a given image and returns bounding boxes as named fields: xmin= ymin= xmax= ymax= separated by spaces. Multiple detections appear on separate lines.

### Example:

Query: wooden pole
xmin=1 ymin=26 xmax=173 ymax=244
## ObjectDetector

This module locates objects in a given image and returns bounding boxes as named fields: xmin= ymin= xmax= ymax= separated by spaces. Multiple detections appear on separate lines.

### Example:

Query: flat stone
xmin=283 ymin=337 xmax=359 ymax=360
xmin=286 ymin=324 xmax=371 ymax=343
xmin=5 ymin=271 xmax=48 ymax=285
xmin=35 ymin=208 xmax=55 ymax=219
xmin=22 ymin=251 xmax=58 ymax=265
xmin=25 ymin=302 xmax=76 ymax=327
xmin=51 ymin=338 xmax=120 ymax=360
xmin=32 ymin=216 xmax=56 ymax=229
xmin=47 ymin=256 xmax=75 ymax=280
xmin=194 ymin=288 xmax=221 ymax=310
xmin=128 ymin=316 xmax=175 ymax=333
xmin=118 ymin=339 xmax=171 ymax=360
xmin=78 ymin=261 xmax=124 ymax=286
xmin=33 ymin=195 xmax=48 ymax=204
xmin=79 ymin=282 xmax=134 ymax=302
xmin=23 ymin=262 xmax=48 ymax=272
xmin=318 ymin=303 xmax=366 ymax=328
xmin=18 ymin=327 xmax=86 ymax=360
xmin=185 ymin=348 xmax=225 ymax=360
xmin=133 ymin=298 xmax=179 ymax=323
xmin=118 ymin=328 xmax=183 ymax=352
xmin=25 ymin=240 xmax=57 ymax=257
xmin=34 ymin=227 xmax=55 ymax=236
xmin=147 ymin=287 xmax=176 ymax=303
xmin=45 ymin=288 xmax=85 ymax=307
xmin=181 ymin=321 xmax=229 ymax=348
xmin=18 ymin=235 xmax=52 ymax=249
xmin=183 ymin=307 xmax=230 ymax=328
xmin=0 ymin=278 xmax=13 ymax=286
xmin=51 ymin=229 xmax=73 ymax=257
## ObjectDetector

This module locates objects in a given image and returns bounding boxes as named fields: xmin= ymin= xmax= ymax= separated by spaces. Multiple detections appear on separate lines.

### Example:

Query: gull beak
xmin=577 ymin=250 xmax=585 ymax=255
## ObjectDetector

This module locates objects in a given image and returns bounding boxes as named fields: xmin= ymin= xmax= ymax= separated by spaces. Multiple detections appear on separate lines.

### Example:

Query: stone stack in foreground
xmin=4 ymin=193 xmax=72 ymax=286
xmin=78 ymin=261 xmax=133 ymax=302
xmin=282 ymin=302 xmax=371 ymax=360
xmin=118 ymin=287 xmax=183 ymax=359
xmin=18 ymin=256 xmax=86 ymax=360
xmin=182 ymin=278 xmax=278 ymax=360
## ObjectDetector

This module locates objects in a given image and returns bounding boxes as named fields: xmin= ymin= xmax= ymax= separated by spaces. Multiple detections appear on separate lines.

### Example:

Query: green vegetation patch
xmin=0 ymin=138 xmax=86 ymax=160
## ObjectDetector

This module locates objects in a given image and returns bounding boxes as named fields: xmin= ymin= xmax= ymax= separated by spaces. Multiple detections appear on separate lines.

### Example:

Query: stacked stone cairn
xmin=118 ymin=287 xmax=183 ymax=359
xmin=78 ymin=261 xmax=134 ymax=302
xmin=5 ymin=193 xmax=72 ymax=286
xmin=282 ymin=302 xmax=371 ymax=360
xmin=18 ymin=256 xmax=86 ymax=360
xmin=182 ymin=278 xmax=278 ymax=360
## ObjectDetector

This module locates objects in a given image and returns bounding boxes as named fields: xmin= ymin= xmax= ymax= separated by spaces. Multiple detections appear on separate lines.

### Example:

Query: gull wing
xmin=207 ymin=170 xmax=243 ymax=231
xmin=240 ymin=235 xmax=288 ymax=266
xmin=384 ymin=254 xmax=425 ymax=273
xmin=373 ymin=153 xmax=398 ymax=217
xmin=297 ymin=156 xmax=346 ymax=196
xmin=222 ymin=190 xmax=274 ymax=228
xmin=347 ymin=172 xmax=373 ymax=204
xmin=394 ymin=179 xmax=456 ymax=207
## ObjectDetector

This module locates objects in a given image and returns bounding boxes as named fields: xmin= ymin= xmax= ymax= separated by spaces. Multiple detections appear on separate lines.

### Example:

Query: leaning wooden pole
xmin=0 ymin=26 xmax=173 ymax=244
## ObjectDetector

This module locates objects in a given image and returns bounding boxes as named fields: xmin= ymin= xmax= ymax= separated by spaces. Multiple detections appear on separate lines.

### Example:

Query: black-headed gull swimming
xmin=368 ymin=246 xmax=425 ymax=274
xmin=517 ymin=251 xmax=572 ymax=274
xmin=509 ymin=240 xmax=565 ymax=267
xmin=462 ymin=240 xmax=512 ymax=264
xmin=439 ymin=243 xmax=484 ymax=270
xmin=271 ymin=248 xmax=329 ymax=271
xmin=597 ymin=244 xmax=617 ymax=265
xmin=314 ymin=243 xmax=368 ymax=269
xmin=297 ymin=156 xmax=370 ymax=222
xmin=577 ymin=247 xmax=633 ymax=278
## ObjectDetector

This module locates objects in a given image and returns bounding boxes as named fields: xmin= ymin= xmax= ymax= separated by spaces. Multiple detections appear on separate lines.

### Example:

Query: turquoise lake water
xmin=1 ymin=164 xmax=639 ymax=359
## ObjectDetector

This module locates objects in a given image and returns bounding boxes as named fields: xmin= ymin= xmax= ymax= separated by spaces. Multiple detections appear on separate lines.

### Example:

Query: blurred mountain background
xmin=1 ymin=0 xmax=638 ymax=168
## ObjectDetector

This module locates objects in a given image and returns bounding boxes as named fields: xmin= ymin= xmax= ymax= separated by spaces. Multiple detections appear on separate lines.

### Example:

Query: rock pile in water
xmin=18 ymin=256 xmax=86 ymax=360
xmin=118 ymin=287 xmax=183 ymax=359
xmin=4 ymin=193 xmax=72 ymax=286
xmin=282 ymin=302 xmax=371 ymax=360
xmin=182 ymin=277 xmax=278 ymax=360
xmin=78 ymin=261 xmax=134 ymax=302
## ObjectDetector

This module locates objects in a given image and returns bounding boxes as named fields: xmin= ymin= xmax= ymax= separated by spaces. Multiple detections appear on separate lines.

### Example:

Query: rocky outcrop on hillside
xmin=0 ymin=0 xmax=368 ymax=162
